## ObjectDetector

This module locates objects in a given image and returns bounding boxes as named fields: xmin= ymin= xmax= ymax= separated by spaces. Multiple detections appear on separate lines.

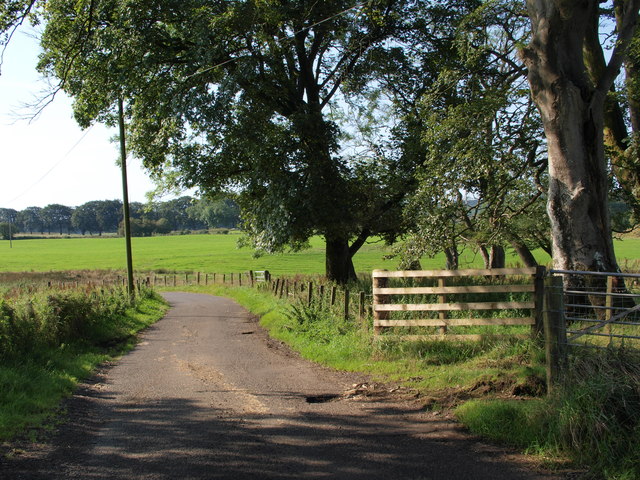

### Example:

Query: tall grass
xmin=457 ymin=348 xmax=640 ymax=479
xmin=0 ymin=285 xmax=168 ymax=441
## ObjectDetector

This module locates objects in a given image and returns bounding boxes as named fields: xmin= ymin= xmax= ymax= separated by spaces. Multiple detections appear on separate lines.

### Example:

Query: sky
xmin=0 ymin=26 xmax=159 ymax=211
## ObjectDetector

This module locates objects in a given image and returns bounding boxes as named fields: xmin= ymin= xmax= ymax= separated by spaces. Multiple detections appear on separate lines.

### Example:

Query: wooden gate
xmin=372 ymin=267 xmax=545 ymax=340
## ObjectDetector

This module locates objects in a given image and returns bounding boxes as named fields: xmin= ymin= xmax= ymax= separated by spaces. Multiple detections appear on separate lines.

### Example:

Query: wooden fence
xmin=259 ymin=276 xmax=370 ymax=322
xmin=372 ymin=267 xmax=546 ymax=341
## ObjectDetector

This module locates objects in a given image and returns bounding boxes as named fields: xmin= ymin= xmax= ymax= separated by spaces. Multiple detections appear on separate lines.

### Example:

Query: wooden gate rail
xmin=372 ymin=267 xmax=545 ymax=340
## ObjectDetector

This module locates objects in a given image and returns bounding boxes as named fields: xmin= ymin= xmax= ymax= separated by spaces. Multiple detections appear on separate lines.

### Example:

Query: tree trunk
xmin=521 ymin=0 xmax=635 ymax=290
xmin=444 ymin=246 xmax=459 ymax=270
xmin=478 ymin=245 xmax=491 ymax=269
xmin=325 ymin=235 xmax=357 ymax=284
xmin=489 ymin=245 xmax=505 ymax=269
xmin=510 ymin=240 xmax=538 ymax=268
xmin=584 ymin=7 xmax=640 ymax=214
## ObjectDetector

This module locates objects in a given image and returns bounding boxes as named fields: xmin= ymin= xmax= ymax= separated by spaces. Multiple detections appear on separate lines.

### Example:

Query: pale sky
xmin=0 ymin=27 xmax=159 ymax=211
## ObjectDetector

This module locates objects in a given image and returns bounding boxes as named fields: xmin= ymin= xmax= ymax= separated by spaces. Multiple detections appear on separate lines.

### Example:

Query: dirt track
xmin=1 ymin=292 xmax=564 ymax=479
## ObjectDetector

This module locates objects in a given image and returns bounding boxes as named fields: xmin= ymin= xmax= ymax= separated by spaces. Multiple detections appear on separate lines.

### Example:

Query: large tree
xmin=521 ymin=0 xmax=640 ymax=286
xmin=16 ymin=206 xmax=43 ymax=234
xmin=41 ymin=203 xmax=73 ymax=234
xmin=72 ymin=201 xmax=101 ymax=235
xmin=35 ymin=0 xmax=416 ymax=283
xmin=187 ymin=196 xmax=241 ymax=229
xmin=371 ymin=0 xmax=548 ymax=269
xmin=94 ymin=199 xmax=123 ymax=234
xmin=0 ymin=208 xmax=18 ymax=224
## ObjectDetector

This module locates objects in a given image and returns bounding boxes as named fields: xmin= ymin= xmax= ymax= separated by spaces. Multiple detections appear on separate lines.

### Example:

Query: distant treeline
xmin=0 ymin=196 xmax=240 ymax=238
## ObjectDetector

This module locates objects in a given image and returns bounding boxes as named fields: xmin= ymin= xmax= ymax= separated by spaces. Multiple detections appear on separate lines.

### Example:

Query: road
xmin=1 ymin=292 xmax=562 ymax=479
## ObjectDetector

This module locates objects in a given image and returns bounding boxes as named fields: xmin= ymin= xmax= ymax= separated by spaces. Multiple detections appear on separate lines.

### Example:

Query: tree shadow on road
xmin=1 ymin=384 xmax=556 ymax=480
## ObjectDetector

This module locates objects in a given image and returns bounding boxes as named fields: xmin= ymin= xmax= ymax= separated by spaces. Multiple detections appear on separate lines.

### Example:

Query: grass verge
xmin=457 ymin=348 xmax=640 ymax=480
xmin=0 ymin=287 xmax=168 ymax=442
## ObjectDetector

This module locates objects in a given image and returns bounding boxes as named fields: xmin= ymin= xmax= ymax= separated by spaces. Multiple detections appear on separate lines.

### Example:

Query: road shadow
xmin=1 ymin=382 xmax=556 ymax=480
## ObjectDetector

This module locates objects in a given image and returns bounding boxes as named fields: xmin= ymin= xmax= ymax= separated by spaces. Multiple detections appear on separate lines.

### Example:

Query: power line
xmin=3 ymin=124 xmax=95 ymax=207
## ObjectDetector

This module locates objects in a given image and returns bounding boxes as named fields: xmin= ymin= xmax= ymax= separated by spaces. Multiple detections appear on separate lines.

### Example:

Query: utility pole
xmin=118 ymin=97 xmax=135 ymax=297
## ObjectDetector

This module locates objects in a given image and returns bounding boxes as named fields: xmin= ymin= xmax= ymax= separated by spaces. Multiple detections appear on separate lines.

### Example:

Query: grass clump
xmin=456 ymin=348 xmax=640 ymax=479
xmin=0 ymin=285 xmax=168 ymax=442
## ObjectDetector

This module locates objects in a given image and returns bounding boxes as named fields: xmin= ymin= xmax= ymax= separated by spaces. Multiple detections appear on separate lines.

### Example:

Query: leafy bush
xmin=0 ymin=283 xmax=166 ymax=441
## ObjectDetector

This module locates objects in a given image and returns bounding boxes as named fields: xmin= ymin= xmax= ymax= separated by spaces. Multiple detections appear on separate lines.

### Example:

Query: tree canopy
xmin=32 ymin=0 xmax=425 ymax=282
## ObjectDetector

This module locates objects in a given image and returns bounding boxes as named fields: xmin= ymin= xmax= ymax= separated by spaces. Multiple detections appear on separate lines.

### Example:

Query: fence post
xmin=330 ymin=285 xmax=337 ymax=306
xmin=606 ymin=275 xmax=613 ymax=343
xmin=239 ymin=273 xmax=242 ymax=287
xmin=344 ymin=288 xmax=350 ymax=320
xmin=438 ymin=277 xmax=447 ymax=335
xmin=543 ymin=275 xmax=567 ymax=394
xmin=307 ymin=281 xmax=313 ymax=306
xmin=358 ymin=291 xmax=365 ymax=322
xmin=533 ymin=266 xmax=546 ymax=337
xmin=373 ymin=270 xmax=388 ymax=335
xmin=205 ymin=273 xmax=209 ymax=285
xmin=250 ymin=270 xmax=254 ymax=287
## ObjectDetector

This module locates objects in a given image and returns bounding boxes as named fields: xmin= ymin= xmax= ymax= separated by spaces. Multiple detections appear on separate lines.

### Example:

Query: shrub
xmin=0 ymin=286 xmax=157 ymax=361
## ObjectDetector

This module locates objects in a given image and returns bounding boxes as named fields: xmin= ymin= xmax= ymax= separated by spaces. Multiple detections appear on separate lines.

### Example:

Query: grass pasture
xmin=0 ymin=233 xmax=559 ymax=276
xmin=1 ymin=233 xmax=638 ymax=278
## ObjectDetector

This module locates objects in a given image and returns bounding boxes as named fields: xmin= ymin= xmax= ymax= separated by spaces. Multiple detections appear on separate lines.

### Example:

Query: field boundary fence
xmin=255 ymin=274 xmax=371 ymax=323
xmin=540 ymin=269 xmax=640 ymax=391
xmin=6 ymin=265 xmax=639 ymax=394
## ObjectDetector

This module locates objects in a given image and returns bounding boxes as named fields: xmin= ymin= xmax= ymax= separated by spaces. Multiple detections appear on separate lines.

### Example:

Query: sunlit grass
xmin=0 ymin=291 xmax=168 ymax=442
xmin=0 ymin=234 xmax=559 ymax=276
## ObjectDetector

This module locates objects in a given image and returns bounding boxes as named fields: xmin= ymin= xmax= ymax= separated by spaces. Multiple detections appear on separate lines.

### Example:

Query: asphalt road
xmin=1 ymin=292 xmax=563 ymax=479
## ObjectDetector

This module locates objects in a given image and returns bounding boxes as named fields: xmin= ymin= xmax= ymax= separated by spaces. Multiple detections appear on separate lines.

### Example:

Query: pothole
xmin=305 ymin=394 xmax=341 ymax=404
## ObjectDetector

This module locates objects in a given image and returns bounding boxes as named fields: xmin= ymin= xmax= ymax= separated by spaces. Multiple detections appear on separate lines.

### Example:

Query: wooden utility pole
xmin=118 ymin=97 xmax=135 ymax=297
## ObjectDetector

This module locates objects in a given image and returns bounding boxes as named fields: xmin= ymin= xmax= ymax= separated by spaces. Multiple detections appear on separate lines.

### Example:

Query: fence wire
xmin=550 ymin=269 xmax=640 ymax=349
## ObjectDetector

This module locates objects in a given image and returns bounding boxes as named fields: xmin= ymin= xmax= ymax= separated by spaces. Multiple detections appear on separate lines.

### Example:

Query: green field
xmin=0 ymin=233 xmax=638 ymax=276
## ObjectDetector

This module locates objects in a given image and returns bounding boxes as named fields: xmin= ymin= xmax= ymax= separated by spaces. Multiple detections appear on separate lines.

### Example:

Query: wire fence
xmin=549 ymin=270 xmax=640 ymax=349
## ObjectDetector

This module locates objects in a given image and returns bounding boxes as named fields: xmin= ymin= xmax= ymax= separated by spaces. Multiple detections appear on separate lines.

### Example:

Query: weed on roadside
xmin=0 ymin=285 xmax=168 ymax=442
